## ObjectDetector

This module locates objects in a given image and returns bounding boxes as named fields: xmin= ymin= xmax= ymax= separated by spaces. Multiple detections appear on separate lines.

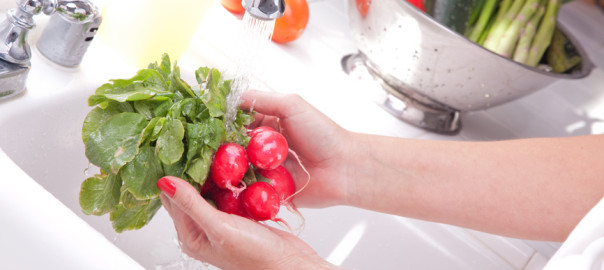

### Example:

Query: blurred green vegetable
xmin=545 ymin=28 xmax=582 ymax=73
xmin=465 ymin=0 xmax=580 ymax=70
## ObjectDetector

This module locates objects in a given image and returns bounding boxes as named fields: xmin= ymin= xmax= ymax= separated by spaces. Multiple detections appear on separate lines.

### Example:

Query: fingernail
xmin=157 ymin=177 xmax=176 ymax=197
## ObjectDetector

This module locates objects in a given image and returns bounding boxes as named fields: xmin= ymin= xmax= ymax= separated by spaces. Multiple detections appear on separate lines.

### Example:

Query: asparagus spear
xmin=496 ymin=0 xmax=543 ymax=57
xmin=468 ymin=0 xmax=488 ymax=31
xmin=478 ymin=14 xmax=497 ymax=44
xmin=526 ymin=0 xmax=561 ymax=66
xmin=513 ymin=0 xmax=546 ymax=63
xmin=469 ymin=0 xmax=500 ymax=42
xmin=483 ymin=0 xmax=527 ymax=51
xmin=494 ymin=0 xmax=513 ymax=22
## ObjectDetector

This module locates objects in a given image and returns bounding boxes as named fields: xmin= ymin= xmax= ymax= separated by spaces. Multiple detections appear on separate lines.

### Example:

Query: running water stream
xmin=224 ymin=12 xmax=276 ymax=130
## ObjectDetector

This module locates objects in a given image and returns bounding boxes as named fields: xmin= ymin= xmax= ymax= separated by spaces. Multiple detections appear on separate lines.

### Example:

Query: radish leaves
xmin=79 ymin=54 xmax=252 ymax=232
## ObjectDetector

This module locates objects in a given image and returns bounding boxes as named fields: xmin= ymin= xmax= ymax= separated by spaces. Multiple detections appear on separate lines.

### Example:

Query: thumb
xmin=157 ymin=176 xmax=220 ymax=229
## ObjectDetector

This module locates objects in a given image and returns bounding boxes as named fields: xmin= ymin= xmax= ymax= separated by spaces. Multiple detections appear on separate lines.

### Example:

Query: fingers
xmin=241 ymin=90 xmax=308 ymax=120
xmin=157 ymin=176 xmax=220 ymax=233
xmin=160 ymin=191 xmax=212 ymax=261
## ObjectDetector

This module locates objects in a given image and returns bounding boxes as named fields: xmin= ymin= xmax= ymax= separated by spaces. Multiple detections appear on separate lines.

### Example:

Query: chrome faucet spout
xmin=0 ymin=0 xmax=98 ymax=65
xmin=243 ymin=0 xmax=285 ymax=20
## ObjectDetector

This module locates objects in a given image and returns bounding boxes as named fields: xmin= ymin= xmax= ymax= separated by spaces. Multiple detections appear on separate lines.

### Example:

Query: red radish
xmin=247 ymin=129 xmax=288 ymax=170
xmin=199 ymin=177 xmax=216 ymax=197
xmin=211 ymin=143 xmax=248 ymax=192
xmin=247 ymin=126 xmax=275 ymax=138
xmin=213 ymin=189 xmax=249 ymax=218
xmin=256 ymin=166 xmax=295 ymax=203
xmin=241 ymin=182 xmax=281 ymax=221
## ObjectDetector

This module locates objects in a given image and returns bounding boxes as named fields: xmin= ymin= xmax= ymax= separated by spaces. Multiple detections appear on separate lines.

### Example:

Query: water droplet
xmin=484 ymin=93 xmax=491 ymax=98
xmin=481 ymin=83 xmax=485 ymax=88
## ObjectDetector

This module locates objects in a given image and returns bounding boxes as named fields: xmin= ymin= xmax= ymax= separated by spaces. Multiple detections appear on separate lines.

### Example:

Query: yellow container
xmin=98 ymin=0 xmax=212 ymax=67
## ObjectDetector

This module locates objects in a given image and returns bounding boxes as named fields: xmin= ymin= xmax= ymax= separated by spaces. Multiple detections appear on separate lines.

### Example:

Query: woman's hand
xmin=157 ymin=176 xmax=334 ymax=270
xmin=240 ymin=90 xmax=354 ymax=208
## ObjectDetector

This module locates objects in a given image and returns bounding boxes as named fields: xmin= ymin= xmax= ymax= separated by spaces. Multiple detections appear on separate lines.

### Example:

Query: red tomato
xmin=356 ymin=0 xmax=371 ymax=17
xmin=221 ymin=0 xmax=245 ymax=15
xmin=407 ymin=0 xmax=425 ymax=12
xmin=272 ymin=0 xmax=309 ymax=44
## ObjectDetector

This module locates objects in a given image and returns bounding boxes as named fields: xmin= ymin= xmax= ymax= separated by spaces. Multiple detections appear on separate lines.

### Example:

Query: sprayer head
xmin=242 ymin=0 xmax=285 ymax=20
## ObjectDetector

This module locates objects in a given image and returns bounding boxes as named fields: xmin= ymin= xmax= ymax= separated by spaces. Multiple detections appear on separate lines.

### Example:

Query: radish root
xmin=227 ymin=181 xmax=247 ymax=195
xmin=286 ymin=203 xmax=306 ymax=235
xmin=284 ymin=148 xmax=310 ymax=202
xmin=281 ymin=148 xmax=310 ymax=235
xmin=273 ymin=217 xmax=293 ymax=233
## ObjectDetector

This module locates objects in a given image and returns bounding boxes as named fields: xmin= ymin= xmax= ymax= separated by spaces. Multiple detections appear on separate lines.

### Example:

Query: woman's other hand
xmin=240 ymin=90 xmax=354 ymax=208
xmin=157 ymin=176 xmax=335 ymax=270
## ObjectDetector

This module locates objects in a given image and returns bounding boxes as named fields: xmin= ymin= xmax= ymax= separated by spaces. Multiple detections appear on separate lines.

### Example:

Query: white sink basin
xmin=0 ymin=45 xmax=546 ymax=270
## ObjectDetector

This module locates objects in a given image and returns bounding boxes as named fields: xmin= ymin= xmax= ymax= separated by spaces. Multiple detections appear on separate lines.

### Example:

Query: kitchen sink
xmin=0 ymin=44 xmax=549 ymax=270
xmin=0 ymin=1 xmax=572 ymax=267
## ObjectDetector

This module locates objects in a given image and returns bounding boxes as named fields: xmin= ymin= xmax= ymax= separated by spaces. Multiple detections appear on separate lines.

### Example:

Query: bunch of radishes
xmin=200 ymin=126 xmax=300 ymax=224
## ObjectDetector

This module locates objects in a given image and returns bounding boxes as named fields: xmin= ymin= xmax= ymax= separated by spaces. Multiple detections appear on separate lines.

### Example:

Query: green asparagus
xmin=464 ymin=0 xmax=574 ymax=70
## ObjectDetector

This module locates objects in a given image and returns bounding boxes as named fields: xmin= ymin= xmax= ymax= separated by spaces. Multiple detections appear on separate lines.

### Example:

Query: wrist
xmin=338 ymin=131 xmax=373 ymax=207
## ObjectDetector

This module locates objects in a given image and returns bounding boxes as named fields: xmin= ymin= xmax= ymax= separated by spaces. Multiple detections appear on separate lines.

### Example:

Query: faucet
xmin=242 ymin=0 xmax=285 ymax=20
xmin=0 ymin=0 xmax=99 ymax=100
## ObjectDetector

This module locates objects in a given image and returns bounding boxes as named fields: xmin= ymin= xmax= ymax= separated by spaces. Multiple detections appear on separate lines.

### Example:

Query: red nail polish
xmin=157 ymin=177 xmax=176 ymax=197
